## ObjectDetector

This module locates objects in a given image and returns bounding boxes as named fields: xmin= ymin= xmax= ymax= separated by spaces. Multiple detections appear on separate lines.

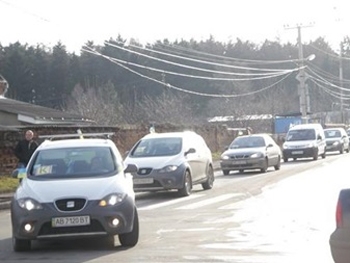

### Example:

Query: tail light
xmin=336 ymin=199 xmax=343 ymax=228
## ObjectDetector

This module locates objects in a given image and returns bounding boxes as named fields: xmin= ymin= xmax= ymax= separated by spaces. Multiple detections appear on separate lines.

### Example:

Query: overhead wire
xmin=105 ymin=41 xmax=301 ymax=74
xmin=82 ymin=46 xmax=293 ymax=98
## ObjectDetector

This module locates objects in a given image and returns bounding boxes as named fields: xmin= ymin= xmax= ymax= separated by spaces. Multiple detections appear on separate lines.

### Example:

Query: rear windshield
xmin=28 ymin=147 xmax=117 ymax=179
xmin=130 ymin=137 xmax=182 ymax=157
xmin=286 ymin=129 xmax=316 ymax=141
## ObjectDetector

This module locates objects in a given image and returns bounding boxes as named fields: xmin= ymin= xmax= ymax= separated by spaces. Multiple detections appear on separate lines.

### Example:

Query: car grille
xmin=137 ymin=167 xmax=153 ymax=176
xmin=229 ymin=154 xmax=250 ymax=159
xmin=38 ymin=219 xmax=104 ymax=236
xmin=55 ymin=198 xmax=86 ymax=212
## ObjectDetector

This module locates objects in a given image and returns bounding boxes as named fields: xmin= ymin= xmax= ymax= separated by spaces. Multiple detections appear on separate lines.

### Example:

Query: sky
xmin=1 ymin=0 xmax=350 ymax=54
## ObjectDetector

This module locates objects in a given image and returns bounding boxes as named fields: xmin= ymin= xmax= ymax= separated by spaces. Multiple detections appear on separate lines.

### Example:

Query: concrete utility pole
xmin=339 ymin=42 xmax=344 ymax=115
xmin=285 ymin=23 xmax=314 ymax=124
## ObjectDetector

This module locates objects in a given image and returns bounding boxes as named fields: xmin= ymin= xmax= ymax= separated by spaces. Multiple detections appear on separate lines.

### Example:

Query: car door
xmin=265 ymin=135 xmax=279 ymax=165
xmin=184 ymin=135 xmax=207 ymax=182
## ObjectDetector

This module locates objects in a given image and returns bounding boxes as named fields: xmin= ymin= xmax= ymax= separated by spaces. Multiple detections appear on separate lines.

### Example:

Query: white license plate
xmin=292 ymin=150 xmax=303 ymax=154
xmin=52 ymin=215 xmax=90 ymax=228
xmin=233 ymin=160 xmax=246 ymax=165
xmin=134 ymin=178 xmax=154 ymax=184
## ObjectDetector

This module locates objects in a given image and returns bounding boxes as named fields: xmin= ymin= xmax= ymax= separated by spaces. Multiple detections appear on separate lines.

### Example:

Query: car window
xmin=325 ymin=130 xmax=341 ymax=138
xmin=130 ymin=137 xmax=182 ymax=157
xmin=286 ymin=129 xmax=316 ymax=141
xmin=230 ymin=136 xmax=266 ymax=148
xmin=29 ymin=146 xmax=116 ymax=178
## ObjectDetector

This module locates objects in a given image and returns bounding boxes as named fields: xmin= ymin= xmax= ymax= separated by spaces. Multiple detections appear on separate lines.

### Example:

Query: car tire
xmin=283 ymin=157 xmax=288 ymax=162
xmin=274 ymin=156 xmax=281 ymax=170
xmin=260 ymin=159 xmax=268 ymax=173
xmin=239 ymin=169 xmax=244 ymax=173
xmin=322 ymin=149 xmax=326 ymax=159
xmin=223 ymin=170 xmax=230 ymax=176
xmin=118 ymin=208 xmax=139 ymax=247
xmin=340 ymin=145 xmax=344 ymax=154
xmin=13 ymin=237 xmax=31 ymax=252
xmin=202 ymin=165 xmax=214 ymax=190
xmin=178 ymin=170 xmax=192 ymax=197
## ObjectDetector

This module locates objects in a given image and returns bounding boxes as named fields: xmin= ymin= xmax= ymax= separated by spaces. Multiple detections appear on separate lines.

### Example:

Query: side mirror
xmin=224 ymin=146 xmax=229 ymax=150
xmin=317 ymin=135 xmax=322 ymax=140
xmin=124 ymin=163 xmax=138 ymax=174
xmin=185 ymin=148 xmax=196 ymax=156
xmin=267 ymin=143 xmax=273 ymax=148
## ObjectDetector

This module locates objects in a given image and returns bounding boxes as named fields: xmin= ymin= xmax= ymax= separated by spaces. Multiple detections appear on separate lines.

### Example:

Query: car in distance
xmin=124 ymin=131 xmax=214 ymax=197
xmin=330 ymin=188 xmax=350 ymax=263
xmin=11 ymin=132 xmax=139 ymax=251
xmin=324 ymin=127 xmax=350 ymax=154
xmin=220 ymin=133 xmax=282 ymax=175
xmin=282 ymin=123 xmax=326 ymax=162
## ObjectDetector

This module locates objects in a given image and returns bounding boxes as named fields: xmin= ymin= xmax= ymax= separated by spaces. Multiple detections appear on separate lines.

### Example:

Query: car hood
xmin=15 ymin=175 xmax=133 ymax=203
xmin=124 ymin=155 xmax=182 ymax=169
xmin=223 ymin=147 xmax=266 ymax=155
xmin=325 ymin=138 xmax=341 ymax=142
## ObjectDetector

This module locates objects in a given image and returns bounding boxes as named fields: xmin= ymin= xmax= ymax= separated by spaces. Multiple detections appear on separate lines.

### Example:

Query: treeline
xmin=0 ymin=35 xmax=349 ymax=125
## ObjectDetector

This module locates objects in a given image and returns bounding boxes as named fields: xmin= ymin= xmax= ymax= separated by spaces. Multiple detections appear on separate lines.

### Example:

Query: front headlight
xmin=221 ymin=155 xmax=230 ymax=160
xmin=159 ymin=165 xmax=178 ymax=173
xmin=282 ymin=144 xmax=289 ymax=149
xmin=333 ymin=141 xmax=340 ymax=146
xmin=99 ymin=193 xmax=126 ymax=207
xmin=17 ymin=198 xmax=43 ymax=211
xmin=250 ymin=152 xmax=263 ymax=158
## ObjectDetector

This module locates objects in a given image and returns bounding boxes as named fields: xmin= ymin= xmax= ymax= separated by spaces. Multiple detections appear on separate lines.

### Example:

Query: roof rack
xmin=39 ymin=129 xmax=114 ymax=141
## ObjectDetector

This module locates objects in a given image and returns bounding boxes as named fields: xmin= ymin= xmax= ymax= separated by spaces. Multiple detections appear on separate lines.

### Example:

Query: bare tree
xmin=65 ymin=81 xmax=123 ymax=125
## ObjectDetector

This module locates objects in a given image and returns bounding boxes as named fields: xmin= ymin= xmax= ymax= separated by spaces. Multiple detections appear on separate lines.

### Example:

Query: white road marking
xmin=138 ymin=194 xmax=204 ymax=210
xmin=176 ymin=193 xmax=241 ymax=210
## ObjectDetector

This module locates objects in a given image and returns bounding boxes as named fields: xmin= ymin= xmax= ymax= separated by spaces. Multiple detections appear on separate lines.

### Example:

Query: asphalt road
xmin=0 ymin=153 xmax=346 ymax=262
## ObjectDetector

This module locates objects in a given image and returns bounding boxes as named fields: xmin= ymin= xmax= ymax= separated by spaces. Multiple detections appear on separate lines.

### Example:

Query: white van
xmin=282 ymin=123 xmax=326 ymax=162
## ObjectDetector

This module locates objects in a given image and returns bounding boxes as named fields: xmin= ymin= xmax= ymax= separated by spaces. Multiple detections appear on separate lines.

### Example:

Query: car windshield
xmin=286 ymin=129 xmax=316 ymax=141
xmin=130 ymin=137 xmax=182 ymax=157
xmin=325 ymin=130 xmax=341 ymax=139
xmin=28 ymin=146 xmax=117 ymax=179
xmin=230 ymin=136 xmax=266 ymax=149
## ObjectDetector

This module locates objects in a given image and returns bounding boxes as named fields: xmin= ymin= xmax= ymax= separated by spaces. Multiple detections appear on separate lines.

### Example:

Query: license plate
xmin=233 ymin=160 xmax=246 ymax=165
xmin=52 ymin=215 xmax=90 ymax=228
xmin=292 ymin=150 xmax=303 ymax=154
xmin=133 ymin=178 xmax=154 ymax=184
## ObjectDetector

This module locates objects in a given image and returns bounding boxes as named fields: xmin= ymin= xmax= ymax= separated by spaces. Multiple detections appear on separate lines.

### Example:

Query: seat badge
xmin=67 ymin=201 xmax=75 ymax=208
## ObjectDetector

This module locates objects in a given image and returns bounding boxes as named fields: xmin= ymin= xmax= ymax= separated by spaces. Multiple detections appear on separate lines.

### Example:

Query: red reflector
xmin=336 ymin=200 xmax=343 ymax=228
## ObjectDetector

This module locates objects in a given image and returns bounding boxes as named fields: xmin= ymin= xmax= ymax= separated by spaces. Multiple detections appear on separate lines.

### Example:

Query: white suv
xmin=11 ymin=132 xmax=139 ymax=251
xmin=124 ymin=131 xmax=214 ymax=197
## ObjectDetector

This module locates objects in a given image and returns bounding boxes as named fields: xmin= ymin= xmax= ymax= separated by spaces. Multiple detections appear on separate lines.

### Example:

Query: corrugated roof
xmin=0 ymin=96 xmax=93 ymax=124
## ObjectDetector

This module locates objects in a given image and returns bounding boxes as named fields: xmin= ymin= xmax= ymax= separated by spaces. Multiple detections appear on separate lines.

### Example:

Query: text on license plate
xmin=52 ymin=215 xmax=90 ymax=228
xmin=292 ymin=150 xmax=303 ymax=154
xmin=233 ymin=160 xmax=246 ymax=165
xmin=134 ymin=178 xmax=154 ymax=184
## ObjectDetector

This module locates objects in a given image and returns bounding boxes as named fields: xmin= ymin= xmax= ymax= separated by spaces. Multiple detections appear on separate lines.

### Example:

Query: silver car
xmin=324 ymin=127 xmax=350 ymax=154
xmin=124 ymin=131 xmax=214 ymax=197
xmin=11 ymin=133 xmax=139 ymax=251
xmin=220 ymin=133 xmax=282 ymax=175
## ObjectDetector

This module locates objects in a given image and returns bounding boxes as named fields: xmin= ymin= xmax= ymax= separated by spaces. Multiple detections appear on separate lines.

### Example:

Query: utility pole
xmin=285 ymin=23 xmax=314 ymax=124
xmin=339 ymin=41 xmax=344 ymax=122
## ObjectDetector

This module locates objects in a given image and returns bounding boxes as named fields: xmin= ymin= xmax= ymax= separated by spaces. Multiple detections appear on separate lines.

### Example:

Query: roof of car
xmin=141 ymin=131 xmax=199 ymax=139
xmin=38 ymin=138 xmax=115 ymax=150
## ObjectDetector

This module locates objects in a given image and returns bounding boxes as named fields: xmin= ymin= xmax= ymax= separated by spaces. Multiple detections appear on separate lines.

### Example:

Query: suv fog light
xmin=24 ymin=223 xmax=34 ymax=233
xmin=111 ymin=218 xmax=120 ymax=227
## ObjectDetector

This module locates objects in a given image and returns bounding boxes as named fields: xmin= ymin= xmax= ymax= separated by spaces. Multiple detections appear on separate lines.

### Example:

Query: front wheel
xmin=178 ymin=170 xmax=192 ymax=197
xmin=260 ymin=159 xmax=268 ymax=173
xmin=223 ymin=170 xmax=230 ymax=176
xmin=202 ymin=165 xmax=214 ymax=190
xmin=119 ymin=208 xmax=139 ymax=247
xmin=274 ymin=157 xmax=281 ymax=170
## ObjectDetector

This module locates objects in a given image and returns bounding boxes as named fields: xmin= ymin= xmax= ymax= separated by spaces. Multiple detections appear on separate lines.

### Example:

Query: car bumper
xmin=326 ymin=144 xmax=341 ymax=152
xmin=330 ymin=229 xmax=350 ymax=263
xmin=11 ymin=196 xmax=136 ymax=241
xmin=283 ymin=148 xmax=317 ymax=159
xmin=132 ymin=164 xmax=187 ymax=192
xmin=220 ymin=158 xmax=266 ymax=171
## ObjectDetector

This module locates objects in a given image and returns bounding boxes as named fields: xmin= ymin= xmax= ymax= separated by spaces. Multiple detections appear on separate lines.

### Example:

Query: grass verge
xmin=0 ymin=176 xmax=19 ymax=193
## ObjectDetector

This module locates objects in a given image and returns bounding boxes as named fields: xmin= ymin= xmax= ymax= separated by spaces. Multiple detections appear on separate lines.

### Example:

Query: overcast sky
xmin=1 ymin=0 xmax=349 ymax=54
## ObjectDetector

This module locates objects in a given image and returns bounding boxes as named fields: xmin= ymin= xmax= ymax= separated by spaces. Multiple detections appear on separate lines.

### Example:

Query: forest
xmin=0 ymin=34 xmax=349 ymax=125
